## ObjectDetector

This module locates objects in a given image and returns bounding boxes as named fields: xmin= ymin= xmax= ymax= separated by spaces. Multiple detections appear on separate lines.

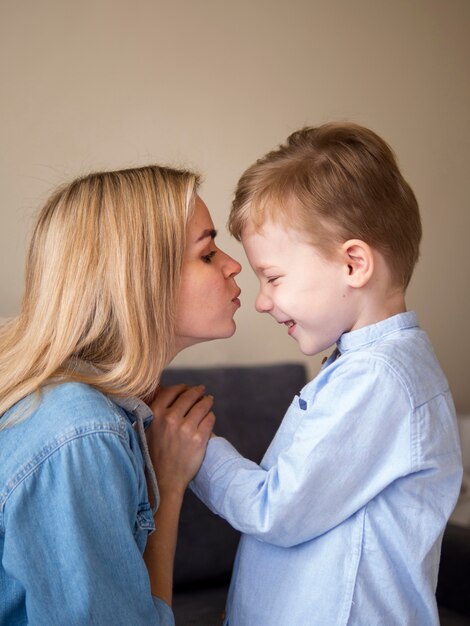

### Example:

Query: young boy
xmin=192 ymin=123 xmax=462 ymax=625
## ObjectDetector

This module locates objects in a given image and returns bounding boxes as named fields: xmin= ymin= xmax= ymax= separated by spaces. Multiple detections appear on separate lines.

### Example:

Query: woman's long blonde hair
xmin=0 ymin=165 xmax=199 ymax=429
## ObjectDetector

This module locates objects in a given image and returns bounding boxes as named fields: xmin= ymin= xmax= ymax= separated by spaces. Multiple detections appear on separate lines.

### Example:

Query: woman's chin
xmin=174 ymin=323 xmax=237 ymax=353
xmin=207 ymin=321 xmax=237 ymax=341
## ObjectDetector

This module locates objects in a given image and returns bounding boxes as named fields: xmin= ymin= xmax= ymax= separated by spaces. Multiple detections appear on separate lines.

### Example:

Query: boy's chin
xmin=296 ymin=338 xmax=336 ymax=357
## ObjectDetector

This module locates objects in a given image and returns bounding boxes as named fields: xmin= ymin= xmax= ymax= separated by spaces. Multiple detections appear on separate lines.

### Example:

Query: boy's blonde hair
xmin=0 ymin=165 xmax=199 ymax=429
xmin=229 ymin=122 xmax=421 ymax=288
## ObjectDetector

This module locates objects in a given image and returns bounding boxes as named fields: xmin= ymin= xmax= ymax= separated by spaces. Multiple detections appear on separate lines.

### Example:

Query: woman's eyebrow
xmin=196 ymin=228 xmax=217 ymax=242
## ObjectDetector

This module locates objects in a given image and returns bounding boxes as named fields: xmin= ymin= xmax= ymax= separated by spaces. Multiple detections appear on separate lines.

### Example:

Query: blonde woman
xmin=0 ymin=166 xmax=241 ymax=625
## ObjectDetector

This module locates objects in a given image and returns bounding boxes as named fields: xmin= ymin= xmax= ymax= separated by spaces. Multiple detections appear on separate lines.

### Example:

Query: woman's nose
xmin=223 ymin=252 xmax=242 ymax=278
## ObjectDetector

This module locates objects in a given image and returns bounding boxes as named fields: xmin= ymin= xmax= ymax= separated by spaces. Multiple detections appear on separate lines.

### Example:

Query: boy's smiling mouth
xmin=279 ymin=319 xmax=297 ymax=334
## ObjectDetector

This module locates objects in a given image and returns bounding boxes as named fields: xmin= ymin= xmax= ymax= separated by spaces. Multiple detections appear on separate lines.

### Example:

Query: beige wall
xmin=1 ymin=0 xmax=469 ymax=412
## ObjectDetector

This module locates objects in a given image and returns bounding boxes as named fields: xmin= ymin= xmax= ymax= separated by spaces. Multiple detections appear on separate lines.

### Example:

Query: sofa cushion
xmin=436 ymin=522 xmax=470 ymax=617
xmin=172 ymin=585 xmax=227 ymax=626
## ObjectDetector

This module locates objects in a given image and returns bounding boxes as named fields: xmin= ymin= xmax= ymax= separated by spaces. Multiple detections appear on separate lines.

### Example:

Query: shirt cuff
xmin=191 ymin=436 xmax=243 ymax=502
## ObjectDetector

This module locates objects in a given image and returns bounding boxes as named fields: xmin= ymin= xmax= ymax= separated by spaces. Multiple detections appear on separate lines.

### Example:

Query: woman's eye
xmin=267 ymin=277 xmax=280 ymax=284
xmin=202 ymin=251 xmax=217 ymax=264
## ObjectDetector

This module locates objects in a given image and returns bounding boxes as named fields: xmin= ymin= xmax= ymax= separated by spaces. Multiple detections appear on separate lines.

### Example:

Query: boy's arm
xmin=192 ymin=356 xmax=455 ymax=547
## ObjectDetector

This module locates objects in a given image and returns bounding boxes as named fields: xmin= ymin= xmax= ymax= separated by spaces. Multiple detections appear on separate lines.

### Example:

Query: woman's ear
xmin=341 ymin=239 xmax=374 ymax=288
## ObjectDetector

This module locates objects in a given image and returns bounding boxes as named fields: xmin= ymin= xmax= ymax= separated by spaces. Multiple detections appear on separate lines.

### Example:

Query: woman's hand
xmin=147 ymin=384 xmax=215 ymax=496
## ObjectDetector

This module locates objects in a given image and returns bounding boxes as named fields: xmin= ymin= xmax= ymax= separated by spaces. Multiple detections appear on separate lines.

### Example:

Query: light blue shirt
xmin=0 ymin=382 xmax=174 ymax=626
xmin=193 ymin=312 xmax=463 ymax=626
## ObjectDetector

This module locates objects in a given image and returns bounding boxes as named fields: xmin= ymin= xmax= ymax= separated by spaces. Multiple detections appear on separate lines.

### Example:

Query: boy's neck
xmin=351 ymin=284 xmax=407 ymax=333
xmin=348 ymin=246 xmax=408 ymax=332
xmin=354 ymin=296 xmax=406 ymax=331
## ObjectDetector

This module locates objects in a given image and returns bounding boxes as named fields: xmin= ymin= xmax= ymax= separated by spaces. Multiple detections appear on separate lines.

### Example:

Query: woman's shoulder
xmin=0 ymin=383 xmax=133 ymax=500
xmin=0 ymin=383 xmax=145 ymax=535
xmin=32 ymin=381 xmax=129 ymax=434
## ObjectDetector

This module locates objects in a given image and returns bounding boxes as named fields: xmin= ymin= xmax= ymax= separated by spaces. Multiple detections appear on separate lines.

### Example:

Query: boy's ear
xmin=340 ymin=239 xmax=374 ymax=288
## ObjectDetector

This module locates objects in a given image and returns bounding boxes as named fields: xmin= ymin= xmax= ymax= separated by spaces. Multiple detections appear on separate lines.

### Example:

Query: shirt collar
xmin=111 ymin=394 xmax=153 ymax=427
xmin=67 ymin=357 xmax=154 ymax=426
xmin=336 ymin=311 xmax=418 ymax=354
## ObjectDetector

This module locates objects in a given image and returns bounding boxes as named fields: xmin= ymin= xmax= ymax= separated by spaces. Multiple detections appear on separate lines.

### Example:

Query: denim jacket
xmin=0 ymin=382 xmax=174 ymax=625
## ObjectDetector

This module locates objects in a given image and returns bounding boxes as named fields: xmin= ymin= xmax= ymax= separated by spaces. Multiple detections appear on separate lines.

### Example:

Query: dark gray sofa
xmin=161 ymin=364 xmax=470 ymax=626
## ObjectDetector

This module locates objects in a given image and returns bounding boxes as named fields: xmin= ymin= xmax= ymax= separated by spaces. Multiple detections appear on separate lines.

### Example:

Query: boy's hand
xmin=147 ymin=384 xmax=215 ymax=496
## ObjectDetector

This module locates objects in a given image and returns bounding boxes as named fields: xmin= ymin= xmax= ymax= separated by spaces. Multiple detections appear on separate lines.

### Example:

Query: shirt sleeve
xmin=192 ymin=354 xmax=416 ymax=547
xmin=2 ymin=429 xmax=175 ymax=626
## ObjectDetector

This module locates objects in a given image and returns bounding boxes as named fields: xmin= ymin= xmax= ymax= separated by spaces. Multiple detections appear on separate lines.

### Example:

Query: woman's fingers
xmin=183 ymin=394 xmax=215 ymax=429
xmin=151 ymin=384 xmax=188 ymax=412
xmin=166 ymin=385 xmax=209 ymax=419
xmin=152 ymin=384 xmax=214 ymax=429
xmin=197 ymin=410 xmax=216 ymax=439
xmin=146 ymin=386 xmax=216 ymax=493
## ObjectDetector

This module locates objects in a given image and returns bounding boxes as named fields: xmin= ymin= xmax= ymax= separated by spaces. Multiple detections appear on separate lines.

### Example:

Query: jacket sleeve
xmin=2 ymin=429 xmax=174 ymax=626
xmin=192 ymin=355 xmax=416 ymax=547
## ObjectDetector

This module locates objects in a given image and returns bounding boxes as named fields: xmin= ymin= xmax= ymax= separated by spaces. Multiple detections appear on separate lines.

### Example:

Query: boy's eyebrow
xmin=196 ymin=228 xmax=217 ymax=243
xmin=256 ymin=264 xmax=277 ymax=272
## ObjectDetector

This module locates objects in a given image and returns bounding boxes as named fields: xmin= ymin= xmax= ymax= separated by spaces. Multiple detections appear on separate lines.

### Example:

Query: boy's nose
xmin=255 ymin=291 xmax=272 ymax=313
